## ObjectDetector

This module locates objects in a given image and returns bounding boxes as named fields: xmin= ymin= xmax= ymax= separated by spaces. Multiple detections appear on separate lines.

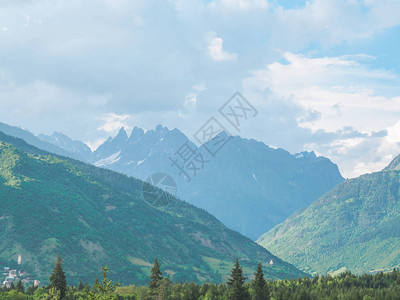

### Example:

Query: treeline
xmin=1 ymin=255 xmax=400 ymax=299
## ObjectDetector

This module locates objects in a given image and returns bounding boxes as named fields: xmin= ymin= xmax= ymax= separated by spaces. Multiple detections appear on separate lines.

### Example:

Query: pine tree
xmin=95 ymin=266 xmax=120 ymax=299
xmin=227 ymin=258 xmax=250 ymax=300
xmin=157 ymin=278 xmax=172 ymax=300
xmin=49 ymin=254 xmax=67 ymax=299
xmin=16 ymin=280 xmax=24 ymax=293
xmin=88 ymin=265 xmax=120 ymax=300
xmin=149 ymin=258 xmax=163 ymax=291
xmin=252 ymin=262 xmax=270 ymax=300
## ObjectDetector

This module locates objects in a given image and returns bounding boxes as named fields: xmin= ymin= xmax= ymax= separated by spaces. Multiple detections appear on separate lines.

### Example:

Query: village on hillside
xmin=2 ymin=254 xmax=41 ymax=288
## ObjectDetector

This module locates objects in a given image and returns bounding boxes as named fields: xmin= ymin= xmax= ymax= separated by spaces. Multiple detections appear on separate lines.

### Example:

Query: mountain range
xmin=257 ymin=157 xmax=400 ymax=275
xmin=38 ymin=131 xmax=92 ymax=162
xmin=39 ymin=125 xmax=344 ymax=240
xmin=0 ymin=131 xmax=305 ymax=285
xmin=0 ymin=122 xmax=83 ymax=161
xmin=2 ymin=121 xmax=400 ymax=279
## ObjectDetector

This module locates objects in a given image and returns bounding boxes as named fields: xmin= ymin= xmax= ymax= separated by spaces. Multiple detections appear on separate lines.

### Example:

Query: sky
xmin=0 ymin=0 xmax=400 ymax=178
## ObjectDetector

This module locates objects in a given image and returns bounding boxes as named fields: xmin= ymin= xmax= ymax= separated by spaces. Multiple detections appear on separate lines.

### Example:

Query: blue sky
xmin=0 ymin=0 xmax=400 ymax=177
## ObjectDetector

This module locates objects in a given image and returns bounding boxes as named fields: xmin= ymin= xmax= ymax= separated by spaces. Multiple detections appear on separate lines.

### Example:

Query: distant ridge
xmin=0 ymin=122 xmax=84 ymax=161
xmin=0 ymin=121 xmax=344 ymax=239
xmin=0 ymin=130 xmax=306 ymax=285
xmin=86 ymin=125 xmax=344 ymax=239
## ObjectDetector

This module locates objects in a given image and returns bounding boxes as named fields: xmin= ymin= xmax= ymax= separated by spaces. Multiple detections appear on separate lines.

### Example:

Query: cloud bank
xmin=0 ymin=0 xmax=399 ymax=177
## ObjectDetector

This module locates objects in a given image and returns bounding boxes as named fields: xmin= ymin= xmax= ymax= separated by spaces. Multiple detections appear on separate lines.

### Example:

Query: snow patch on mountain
xmin=94 ymin=150 xmax=121 ymax=167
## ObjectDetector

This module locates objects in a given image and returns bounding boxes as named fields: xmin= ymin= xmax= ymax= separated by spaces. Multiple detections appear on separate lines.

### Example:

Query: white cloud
xmin=0 ymin=0 xmax=399 ymax=179
xmin=184 ymin=93 xmax=197 ymax=106
xmin=269 ymin=0 xmax=400 ymax=47
xmin=22 ymin=13 xmax=30 ymax=22
xmin=246 ymin=53 xmax=400 ymax=133
xmin=97 ymin=113 xmax=131 ymax=133
xmin=386 ymin=120 xmax=400 ymax=145
xmin=0 ymin=75 xmax=110 ymax=144
xmin=243 ymin=53 xmax=400 ymax=177
xmin=184 ymin=83 xmax=206 ymax=109
xmin=208 ymin=37 xmax=238 ymax=61
xmin=193 ymin=82 xmax=206 ymax=92
xmin=85 ymin=138 xmax=107 ymax=152
xmin=208 ymin=0 xmax=269 ymax=11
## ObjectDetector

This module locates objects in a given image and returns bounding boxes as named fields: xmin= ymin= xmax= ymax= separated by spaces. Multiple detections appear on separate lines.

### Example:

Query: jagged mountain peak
xmin=384 ymin=154 xmax=400 ymax=171
xmin=38 ymin=131 xmax=93 ymax=161
xmin=91 ymin=125 xmax=191 ymax=168
xmin=151 ymin=124 xmax=184 ymax=140
xmin=115 ymin=126 xmax=128 ymax=141
xmin=0 ymin=122 xmax=86 ymax=161
xmin=155 ymin=124 xmax=166 ymax=133
xmin=16 ymin=121 xmax=343 ymax=240
xmin=128 ymin=127 xmax=145 ymax=143
xmin=0 ymin=130 xmax=305 ymax=284
xmin=295 ymin=151 xmax=317 ymax=159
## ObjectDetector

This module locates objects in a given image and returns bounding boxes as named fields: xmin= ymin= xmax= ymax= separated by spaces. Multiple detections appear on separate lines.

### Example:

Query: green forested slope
xmin=0 ymin=132 xmax=304 ymax=285
xmin=258 ymin=167 xmax=400 ymax=275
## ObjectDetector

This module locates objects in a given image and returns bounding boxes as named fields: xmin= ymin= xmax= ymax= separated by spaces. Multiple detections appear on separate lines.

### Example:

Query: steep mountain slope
xmin=0 ymin=131 xmax=305 ymax=285
xmin=38 ymin=131 xmax=92 ymax=161
xmin=0 ymin=122 xmax=84 ymax=161
xmin=257 ymin=163 xmax=400 ymax=275
xmin=84 ymin=125 xmax=344 ymax=239
xmin=385 ymin=154 xmax=400 ymax=171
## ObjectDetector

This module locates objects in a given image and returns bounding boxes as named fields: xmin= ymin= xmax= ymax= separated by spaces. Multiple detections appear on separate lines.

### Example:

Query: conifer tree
xmin=227 ymin=258 xmax=250 ymax=300
xmin=49 ymin=254 xmax=67 ymax=299
xmin=16 ymin=280 xmax=24 ymax=293
xmin=9 ymin=282 xmax=15 ymax=291
xmin=149 ymin=258 xmax=163 ymax=291
xmin=95 ymin=266 xmax=120 ymax=299
xmin=88 ymin=265 xmax=120 ymax=299
xmin=252 ymin=262 xmax=270 ymax=300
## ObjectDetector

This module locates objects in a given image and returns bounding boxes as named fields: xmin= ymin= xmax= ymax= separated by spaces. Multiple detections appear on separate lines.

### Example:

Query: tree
xmin=86 ymin=265 xmax=120 ymax=300
xmin=47 ymin=287 xmax=61 ymax=300
xmin=157 ymin=278 xmax=172 ymax=300
xmin=16 ymin=280 xmax=24 ymax=293
xmin=252 ymin=262 xmax=270 ymax=300
xmin=49 ymin=255 xmax=67 ymax=299
xmin=149 ymin=258 xmax=163 ymax=291
xmin=227 ymin=258 xmax=250 ymax=300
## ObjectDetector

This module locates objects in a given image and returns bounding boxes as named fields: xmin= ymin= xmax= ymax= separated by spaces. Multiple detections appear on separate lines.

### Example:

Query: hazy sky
xmin=0 ymin=0 xmax=400 ymax=178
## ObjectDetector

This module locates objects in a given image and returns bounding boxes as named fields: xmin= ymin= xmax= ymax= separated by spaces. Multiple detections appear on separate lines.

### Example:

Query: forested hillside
xmin=0 ymin=131 xmax=304 ymax=285
xmin=258 ymin=165 xmax=400 ymax=275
